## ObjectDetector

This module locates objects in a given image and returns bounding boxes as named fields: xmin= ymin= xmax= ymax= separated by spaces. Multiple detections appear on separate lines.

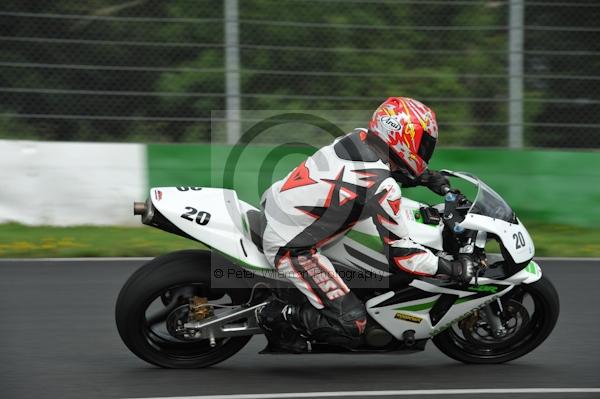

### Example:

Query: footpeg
xmin=402 ymin=330 xmax=416 ymax=347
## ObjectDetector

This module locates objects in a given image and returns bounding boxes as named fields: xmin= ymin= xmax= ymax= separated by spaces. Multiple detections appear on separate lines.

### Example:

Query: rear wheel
xmin=433 ymin=275 xmax=559 ymax=364
xmin=115 ymin=250 xmax=253 ymax=368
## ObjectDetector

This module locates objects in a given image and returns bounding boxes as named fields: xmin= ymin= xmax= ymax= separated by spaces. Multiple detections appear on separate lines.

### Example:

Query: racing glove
xmin=391 ymin=169 xmax=450 ymax=195
xmin=436 ymin=255 xmax=475 ymax=283
xmin=418 ymin=169 xmax=451 ymax=196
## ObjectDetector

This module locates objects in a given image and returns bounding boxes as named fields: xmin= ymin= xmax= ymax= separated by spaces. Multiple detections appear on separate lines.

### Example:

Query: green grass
xmin=522 ymin=221 xmax=600 ymax=257
xmin=0 ymin=224 xmax=197 ymax=258
xmin=0 ymin=221 xmax=598 ymax=258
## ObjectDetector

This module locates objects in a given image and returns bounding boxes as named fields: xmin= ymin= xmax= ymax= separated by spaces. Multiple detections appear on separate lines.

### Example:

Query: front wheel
xmin=433 ymin=275 xmax=559 ymax=364
xmin=115 ymin=250 xmax=253 ymax=368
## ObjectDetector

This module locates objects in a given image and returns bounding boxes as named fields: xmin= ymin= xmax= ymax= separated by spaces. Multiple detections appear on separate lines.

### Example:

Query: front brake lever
xmin=472 ymin=258 xmax=488 ymax=286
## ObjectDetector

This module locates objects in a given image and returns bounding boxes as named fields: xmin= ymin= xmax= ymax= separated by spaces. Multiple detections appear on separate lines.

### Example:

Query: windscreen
xmin=469 ymin=179 xmax=516 ymax=223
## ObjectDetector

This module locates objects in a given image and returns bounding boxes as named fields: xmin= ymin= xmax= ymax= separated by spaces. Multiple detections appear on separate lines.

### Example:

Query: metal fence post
xmin=508 ymin=0 xmax=524 ymax=148
xmin=225 ymin=0 xmax=241 ymax=144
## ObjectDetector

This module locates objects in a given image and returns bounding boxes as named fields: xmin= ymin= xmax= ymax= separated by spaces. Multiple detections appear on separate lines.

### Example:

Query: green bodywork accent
xmin=346 ymin=230 xmax=384 ymax=253
xmin=413 ymin=210 xmax=425 ymax=224
xmin=468 ymin=285 xmax=498 ymax=294
xmin=525 ymin=261 xmax=538 ymax=275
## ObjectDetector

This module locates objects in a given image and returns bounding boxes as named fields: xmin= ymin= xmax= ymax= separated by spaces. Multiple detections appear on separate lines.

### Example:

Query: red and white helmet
xmin=368 ymin=97 xmax=438 ymax=180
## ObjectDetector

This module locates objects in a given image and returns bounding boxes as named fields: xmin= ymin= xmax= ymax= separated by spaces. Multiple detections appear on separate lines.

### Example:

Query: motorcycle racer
xmin=258 ymin=97 xmax=475 ymax=353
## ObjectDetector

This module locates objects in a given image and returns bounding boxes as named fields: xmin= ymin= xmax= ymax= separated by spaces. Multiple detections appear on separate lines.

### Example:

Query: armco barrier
xmin=0 ymin=140 xmax=596 ymax=227
xmin=148 ymin=144 xmax=600 ymax=228
xmin=0 ymin=140 xmax=146 ymax=226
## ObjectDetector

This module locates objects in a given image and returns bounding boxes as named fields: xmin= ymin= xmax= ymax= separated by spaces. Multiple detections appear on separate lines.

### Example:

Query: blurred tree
xmin=0 ymin=0 xmax=596 ymax=147
xmin=524 ymin=3 xmax=600 ymax=148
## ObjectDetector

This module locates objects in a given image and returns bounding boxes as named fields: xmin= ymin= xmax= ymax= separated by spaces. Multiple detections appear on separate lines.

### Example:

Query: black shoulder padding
xmin=334 ymin=131 xmax=380 ymax=162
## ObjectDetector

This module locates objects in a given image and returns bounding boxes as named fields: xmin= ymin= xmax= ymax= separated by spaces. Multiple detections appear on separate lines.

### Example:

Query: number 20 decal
xmin=180 ymin=207 xmax=211 ymax=225
xmin=513 ymin=231 xmax=526 ymax=249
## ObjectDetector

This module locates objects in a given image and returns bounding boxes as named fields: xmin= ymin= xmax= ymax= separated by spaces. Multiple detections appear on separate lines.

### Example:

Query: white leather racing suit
xmin=260 ymin=129 xmax=439 ymax=342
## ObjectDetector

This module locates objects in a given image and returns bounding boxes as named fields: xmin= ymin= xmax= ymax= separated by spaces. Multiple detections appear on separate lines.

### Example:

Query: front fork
xmin=482 ymin=299 xmax=508 ymax=338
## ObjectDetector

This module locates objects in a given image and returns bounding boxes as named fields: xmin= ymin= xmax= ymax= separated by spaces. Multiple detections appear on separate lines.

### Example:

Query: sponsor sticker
xmin=381 ymin=116 xmax=401 ymax=131
xmin=154 ymin=190 xmax=163 ymax=201
xmin=395 ymin=312 xmax=423 ymax=324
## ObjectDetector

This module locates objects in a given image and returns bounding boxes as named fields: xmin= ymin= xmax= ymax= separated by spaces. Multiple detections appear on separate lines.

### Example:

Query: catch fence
xmin=0 ymin=0 xmax=598 ymax=148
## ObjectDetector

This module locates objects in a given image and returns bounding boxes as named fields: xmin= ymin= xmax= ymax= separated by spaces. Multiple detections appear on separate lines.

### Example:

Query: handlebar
xmin=443 ymin=190 xmax=467 ymax=234
xmin=441 ymin=184 xmax=464 ymax=196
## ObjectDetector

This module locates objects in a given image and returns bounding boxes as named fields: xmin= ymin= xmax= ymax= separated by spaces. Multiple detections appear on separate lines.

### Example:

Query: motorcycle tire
xmin=432 ymin=275 xmax=559 ymax=364
xmin=115 ymin=250 xmax=253 ymax=368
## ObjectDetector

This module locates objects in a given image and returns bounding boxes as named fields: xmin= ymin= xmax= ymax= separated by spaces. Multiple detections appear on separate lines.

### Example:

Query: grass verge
xmin=0 ymin=224 xmax=195 ymax=258
xmin=0 ymin=222 xmax=598 ymax=258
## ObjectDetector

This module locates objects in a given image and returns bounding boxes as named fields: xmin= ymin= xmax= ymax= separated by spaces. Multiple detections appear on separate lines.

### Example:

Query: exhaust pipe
xmin=133 ymin=199 xmax=155 ymax=226
xmin=133 ymin=201 xmax=147 ymax=216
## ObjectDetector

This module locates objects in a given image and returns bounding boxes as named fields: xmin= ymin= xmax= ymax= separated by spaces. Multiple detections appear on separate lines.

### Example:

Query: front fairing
xmin=460 ymin=213 xmax=534 ymax=263
xmin=442 ymin=170 xmax=535 ymax=264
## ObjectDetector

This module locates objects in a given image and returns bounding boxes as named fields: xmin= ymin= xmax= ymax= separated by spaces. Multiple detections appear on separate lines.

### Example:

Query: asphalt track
xmin=1 ymin=259 xmax=599 ymax=399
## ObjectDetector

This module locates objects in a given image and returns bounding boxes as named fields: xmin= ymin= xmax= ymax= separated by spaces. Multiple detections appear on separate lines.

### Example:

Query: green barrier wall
xmin=148 ymin=144 xmax=600 ymax=228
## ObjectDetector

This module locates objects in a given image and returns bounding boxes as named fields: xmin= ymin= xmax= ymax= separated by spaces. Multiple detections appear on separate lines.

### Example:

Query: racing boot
xmin=257 ymin=300 xmax=309 ymax=354
xmin=283 ymin=294 xmax=367 ymax=349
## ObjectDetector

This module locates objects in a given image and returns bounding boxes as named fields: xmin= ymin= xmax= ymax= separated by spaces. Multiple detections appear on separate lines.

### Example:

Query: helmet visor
xmin=417 ymin=133 xmax=437 ymax=163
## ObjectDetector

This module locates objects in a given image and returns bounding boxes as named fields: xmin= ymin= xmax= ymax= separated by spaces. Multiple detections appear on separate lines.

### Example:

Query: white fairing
xmin=366 ymin=260 xmax=542 ymax=340
xmin=459 ymin=213 xmax=534 ymax=263
xmin=366 ymin=282 xmax=514 ymax=340
xmin=445 ymin=170 xmax=535 ymax=264
xmin=150 ymin=187 xmax=273 ymax=272
xmin=504 ymin=259 xmax=543 ymax=285
xmin=366 ymin=290 xmax=512 ymax=340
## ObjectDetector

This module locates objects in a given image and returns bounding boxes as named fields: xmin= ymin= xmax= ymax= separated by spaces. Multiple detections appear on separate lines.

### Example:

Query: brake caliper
xmin=189 ymin=296 xmax=214 ymax=322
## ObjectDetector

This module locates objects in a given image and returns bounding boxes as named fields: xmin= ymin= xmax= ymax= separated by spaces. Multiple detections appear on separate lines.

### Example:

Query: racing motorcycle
xmin=116 ymin=170 xmax=559 ymax=368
